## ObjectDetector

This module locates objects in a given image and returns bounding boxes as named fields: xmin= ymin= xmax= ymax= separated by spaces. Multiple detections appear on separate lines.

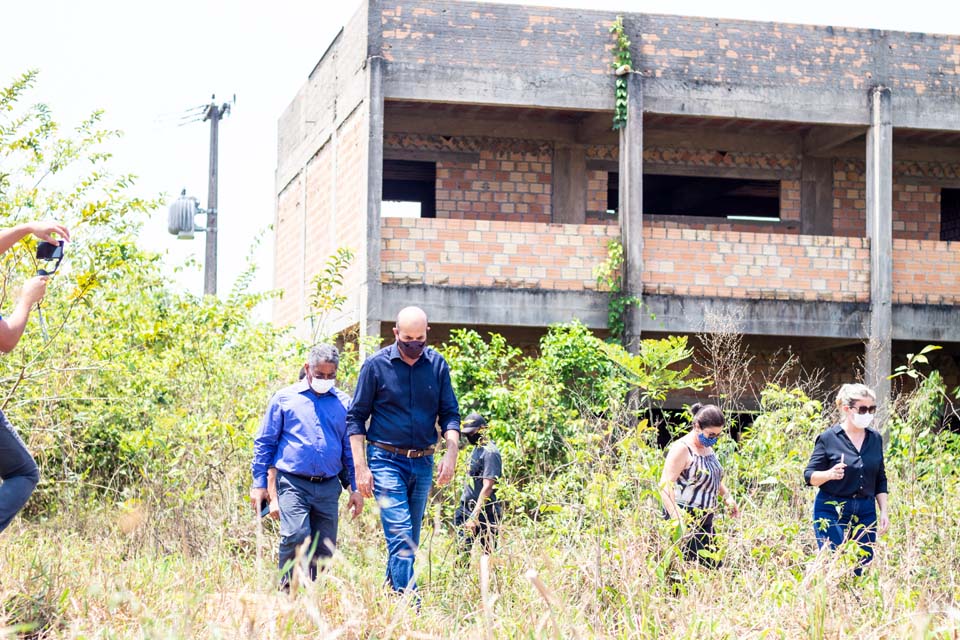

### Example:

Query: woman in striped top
xmin=659 ymin=403 xmax=739 ymax=566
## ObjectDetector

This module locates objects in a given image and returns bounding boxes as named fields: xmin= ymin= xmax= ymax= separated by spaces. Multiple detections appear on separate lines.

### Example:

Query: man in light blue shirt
xmin=250 ymin=344 xmax=363 ymax=587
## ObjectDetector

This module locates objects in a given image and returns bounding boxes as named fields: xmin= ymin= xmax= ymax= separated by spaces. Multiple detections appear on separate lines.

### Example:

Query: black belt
xmin=823 ymin=490 xmax=871 ymax=500
xmin=369 ymin=441 xmax=435 ymax=458
xmin=284 ymin=471 xmax=335 ymax=483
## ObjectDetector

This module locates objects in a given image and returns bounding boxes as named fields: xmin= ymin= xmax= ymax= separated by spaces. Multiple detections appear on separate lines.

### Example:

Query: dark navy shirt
xmin=804 ymin=424 xmax=888 ymax=498
xmin=460 ymin=442 xmax=503 ymax=512
xmin=346 ymin=343 xmax=460 ymax=450
xmin=251 ymin=380 xmax=356 ymax=490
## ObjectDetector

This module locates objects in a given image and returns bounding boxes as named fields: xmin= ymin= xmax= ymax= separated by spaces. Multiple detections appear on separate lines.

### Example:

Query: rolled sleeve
xmin=346 ymin=362 xmax=375 ymax=439
xmin=803 ymin=434 xmax=827 ymax=486
xmin=251 ymin=396 xmax=283 ymax=488
xmin=436 ymin=360 xmax=461 ymax=435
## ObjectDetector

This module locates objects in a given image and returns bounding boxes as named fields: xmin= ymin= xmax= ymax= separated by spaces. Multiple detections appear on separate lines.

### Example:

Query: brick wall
xmin=643 ymin=229 xmax=870 ymax=302
xmin=330 ymin=110 xmax=367 ymax=329
xmin=437 ymin=150 xmax=552 ymax=222
xmin=380 ymin=218 xmax=618 ymax=290
xmin=893 ymin=238 xmax=960 ymax=305
xmin=274 ymin=107 xmax=368 ymax=331
xmin=274 ymin=174 xmax=304 ymax=328
xmin=834 ymin=159 xmax=959 ymax=239
xmin=386 ymin=134 xmax=553 ymax=223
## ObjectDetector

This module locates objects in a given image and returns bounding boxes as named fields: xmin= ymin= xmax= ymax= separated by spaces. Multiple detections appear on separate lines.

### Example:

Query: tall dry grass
xmin=3 ymin=451 xmax=960 ymax=639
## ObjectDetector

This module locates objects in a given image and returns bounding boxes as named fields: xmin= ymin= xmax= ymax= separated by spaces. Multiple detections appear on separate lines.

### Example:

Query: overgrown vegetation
xmin=3 ymin=74 xmax=960 ymax=639
xmin=609 ymin=16 xmax=633 ymax=130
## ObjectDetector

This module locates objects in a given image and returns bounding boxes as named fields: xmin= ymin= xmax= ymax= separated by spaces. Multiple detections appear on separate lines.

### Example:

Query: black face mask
xmin=466 ymin=432 xmax=482 ymax=446
xmin=397 ymin=339 xmax=425 ymax=359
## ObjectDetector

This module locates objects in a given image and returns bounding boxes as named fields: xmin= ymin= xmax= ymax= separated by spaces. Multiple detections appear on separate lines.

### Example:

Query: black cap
xmin=461 ymin=412 xmax=487 ymax=435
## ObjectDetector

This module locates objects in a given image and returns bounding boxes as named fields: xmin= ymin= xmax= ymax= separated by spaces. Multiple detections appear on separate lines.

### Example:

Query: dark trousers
xmin=672 ymin=505 xmax=721 ymax=568
xmin=276 ymin=471 xmax=341 ymax=586
xmin=813 ymin=490 xmax=877 ymax=576
xmin=0 ymin=411 xmax=39 ymax=534
xmin=454 ymin=503 xmax=502 ymax=554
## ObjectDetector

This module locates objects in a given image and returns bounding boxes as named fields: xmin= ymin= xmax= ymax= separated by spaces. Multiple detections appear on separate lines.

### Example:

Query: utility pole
xmin=203 ymin=97 xmax=230 ymax=296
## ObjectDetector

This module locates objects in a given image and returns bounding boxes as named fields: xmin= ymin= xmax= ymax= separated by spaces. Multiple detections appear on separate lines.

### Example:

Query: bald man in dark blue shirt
xmin=347 ymin=306 xmax=460 ymax=595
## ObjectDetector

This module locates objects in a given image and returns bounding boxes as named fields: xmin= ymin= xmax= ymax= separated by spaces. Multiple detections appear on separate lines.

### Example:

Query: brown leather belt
xmin=369 ymin=441 xmax=436 ymax=459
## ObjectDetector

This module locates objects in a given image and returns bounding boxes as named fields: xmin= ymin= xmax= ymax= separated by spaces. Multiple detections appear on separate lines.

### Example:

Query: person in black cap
xmin=454 ymin=413 xmax=503 ymax=554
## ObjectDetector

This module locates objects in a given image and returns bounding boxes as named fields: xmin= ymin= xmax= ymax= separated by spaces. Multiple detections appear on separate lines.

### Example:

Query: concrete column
xmin=618 ymin=73 xmax=643 ymax=350
xmin=361 ymin=54 xmax=384 ymax=342
xmin=800 ymin=155 xmax=834 ymax=235
xmin=865 ymin=86 xmax=893 ymax=403
xmin=552 ymin=144 xmax=587 ymax=224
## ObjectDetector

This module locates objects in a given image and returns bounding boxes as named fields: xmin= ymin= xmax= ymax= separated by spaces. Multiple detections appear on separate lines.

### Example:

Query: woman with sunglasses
xmin=803 ymin=383 xmax=889 ymax=574
xmin=659 ymin=403 xmax=739 ymax=567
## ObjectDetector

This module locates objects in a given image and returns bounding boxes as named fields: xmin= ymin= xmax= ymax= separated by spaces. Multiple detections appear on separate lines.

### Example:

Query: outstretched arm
xmin=0 ymin=222 xmax=70 ymax=256
xmin=0 ymin=277 xmax=48 ymax=353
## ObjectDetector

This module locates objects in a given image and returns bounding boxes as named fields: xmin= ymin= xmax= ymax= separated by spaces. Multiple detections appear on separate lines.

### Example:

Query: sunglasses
xmin=849 ymin=405 xmax=877 ymax=415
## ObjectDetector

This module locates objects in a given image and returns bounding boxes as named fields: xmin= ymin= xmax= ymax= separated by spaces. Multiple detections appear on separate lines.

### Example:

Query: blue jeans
xmin=813 ymin=490 xmax=877 ymax=575
xmin=368 ymin=445 xmax=434 ymax=593
xmin=276 ymin=472 xmax=341 ymax=586
xmin=0 ymin=410 xmax=39 ymax=534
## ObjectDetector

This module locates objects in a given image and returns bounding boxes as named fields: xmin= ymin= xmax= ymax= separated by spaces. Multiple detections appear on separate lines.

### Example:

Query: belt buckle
xmin=406 ymin=449 xmax=415 ymax=458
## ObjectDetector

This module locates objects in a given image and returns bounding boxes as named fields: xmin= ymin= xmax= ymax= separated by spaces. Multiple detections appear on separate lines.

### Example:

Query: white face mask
xmin=310 ymin=378 xmax=335 ymax=395
xmin=851 ymin=412 xmax=874 ymax=430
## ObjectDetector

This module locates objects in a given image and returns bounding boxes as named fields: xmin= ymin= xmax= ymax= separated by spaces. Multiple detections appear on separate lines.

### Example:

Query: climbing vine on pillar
xmin=594 ymin=239 xmax=639 ymax=344
xmin=610 ymin=16 xmax=633 ymax=130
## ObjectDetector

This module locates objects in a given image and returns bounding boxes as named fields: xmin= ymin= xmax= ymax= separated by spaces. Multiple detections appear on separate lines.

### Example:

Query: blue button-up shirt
xmin=251 ymin=380 xmax=356 ymax=490
xmin=346 ymin=343 xmax=460 ymax=450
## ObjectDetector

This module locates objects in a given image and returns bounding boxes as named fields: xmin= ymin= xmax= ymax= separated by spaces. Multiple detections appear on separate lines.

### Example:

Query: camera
xmin=36 ymin=240 xmax=65 ymax=275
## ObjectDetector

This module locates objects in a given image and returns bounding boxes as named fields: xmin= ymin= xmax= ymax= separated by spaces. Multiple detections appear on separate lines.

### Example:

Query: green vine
xmin=609 ymin=16 xmax=633 ymax=130
xmin=594 ymin=239 xmax=639 ymax=344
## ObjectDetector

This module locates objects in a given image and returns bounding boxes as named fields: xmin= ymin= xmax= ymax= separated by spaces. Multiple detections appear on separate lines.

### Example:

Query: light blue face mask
xmin=697 ymin=433 xmax=719 ymax=448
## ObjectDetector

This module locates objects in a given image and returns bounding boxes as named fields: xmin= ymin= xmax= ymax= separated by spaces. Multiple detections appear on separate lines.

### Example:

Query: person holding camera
xmin=0 ymin=221 xmax=71 ymax=534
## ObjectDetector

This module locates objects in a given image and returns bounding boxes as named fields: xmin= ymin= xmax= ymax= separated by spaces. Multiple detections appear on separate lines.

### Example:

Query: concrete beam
xmin=383 ymin=148 xmax=480 ymax=164
xmin=800 ymin=155 xmax=834 ymax=235
xmin=381 ymin=285 xmax=959 ymax=344
xmin=576 ymin=113 xmax=618 ymax=145
xmin=892 ymin=305 xmax=960 ymax=343
xmin=552 ymin=144 xmax=587 ymax=224
xmin=645 ymin=127 xmax=801 ymax=155
xmin=620 ymin=73 xmax=644 ymax=349
xmin=803 ymin=125 xmax=867 ymax=156
xmin=384 ymin=110 xmax=582 ymax=142
xmin=379 ymin=284 xmax=610 ymax=328
xmin=641 ymin=295 xmax=870 ymax=339
xmin=865 ymin=87 xmax=893 ymax=403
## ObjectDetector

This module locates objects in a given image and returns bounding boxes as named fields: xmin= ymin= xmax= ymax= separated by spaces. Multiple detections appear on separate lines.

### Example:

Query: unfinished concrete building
xmin=274 ymin=0 xmax=960 ymax=405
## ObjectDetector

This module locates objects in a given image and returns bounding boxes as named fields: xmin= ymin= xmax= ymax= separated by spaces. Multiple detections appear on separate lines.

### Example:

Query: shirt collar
xmin=296 ymin=378 xmax=312 ymax=393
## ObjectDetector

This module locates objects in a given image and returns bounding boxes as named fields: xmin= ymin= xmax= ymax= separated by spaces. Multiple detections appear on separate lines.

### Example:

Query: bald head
xmin=396 ymin=306 xmax=428 ymax=335
xmin=393 ymin=306 xmax=429 ymax=361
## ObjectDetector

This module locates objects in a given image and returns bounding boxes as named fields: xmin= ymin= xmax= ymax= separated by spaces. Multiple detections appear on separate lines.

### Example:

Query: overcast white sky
xmin=3 ymin=0 xmax=959 ymax=311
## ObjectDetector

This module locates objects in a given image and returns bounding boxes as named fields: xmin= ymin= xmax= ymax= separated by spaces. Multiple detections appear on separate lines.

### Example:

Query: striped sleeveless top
xmin=675 ymin=444 xmax=723 ymax=510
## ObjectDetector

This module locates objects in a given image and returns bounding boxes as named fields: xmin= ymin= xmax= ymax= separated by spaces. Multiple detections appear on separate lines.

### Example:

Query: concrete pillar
xmin=800 ymin=155 xmax=834 ymax=235
xmin=618 ymin=73 xmax=643 ymax=351
xmin=361 ymin=54 xmax=384 ymax=342
xmin=552 ymin=144 xmax=587 ymax=224
xmin=865 ymin=86 xmax=892 ymax=403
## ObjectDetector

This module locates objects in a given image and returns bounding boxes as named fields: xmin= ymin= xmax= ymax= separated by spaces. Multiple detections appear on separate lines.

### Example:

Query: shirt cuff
xmin=252 ymin=475 xmax=267 ymax=489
